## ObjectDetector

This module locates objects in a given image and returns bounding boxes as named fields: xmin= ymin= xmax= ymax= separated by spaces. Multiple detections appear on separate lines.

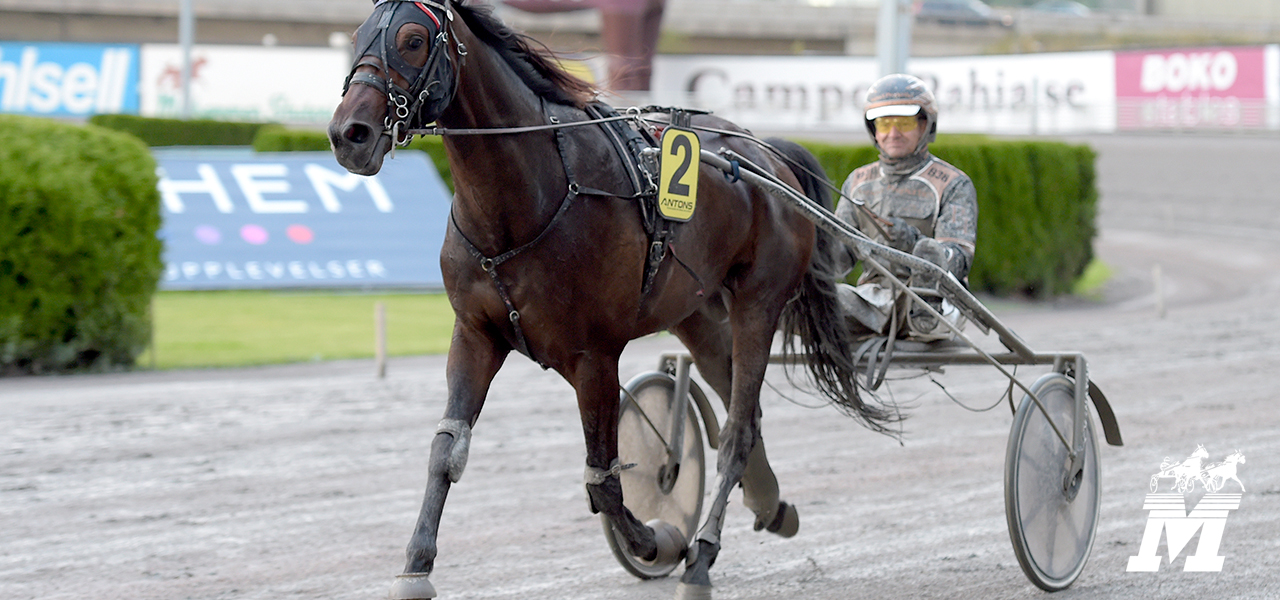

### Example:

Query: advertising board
xmin=651 ymin=51 xmax=1115 ymax=135
xmin=156 ymin=150 xmax=452 ymax=290
xmin=651 ymin=54 xmax=881 ymax=133
xmin=1115 ymin=46 xmax=1268 ymax=130
xmin=913 ymin=52 xmax=1116 ymax=135
xmin=140 ymin=45 xmax=350 ymax=125
xmin=0 ymin=42 xmax=138 ymax=116
xmin=1265 ymin=44 xmax=1278 ymax=129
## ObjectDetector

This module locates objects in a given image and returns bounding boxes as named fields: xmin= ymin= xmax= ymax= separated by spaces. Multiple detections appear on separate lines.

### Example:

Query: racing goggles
xmin=873 ymin=115 xmax=921 ymax=133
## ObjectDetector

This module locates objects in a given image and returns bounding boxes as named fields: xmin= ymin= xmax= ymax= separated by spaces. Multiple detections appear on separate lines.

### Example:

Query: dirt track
xmin=3 ymin=134 xmax=1278 ymax=600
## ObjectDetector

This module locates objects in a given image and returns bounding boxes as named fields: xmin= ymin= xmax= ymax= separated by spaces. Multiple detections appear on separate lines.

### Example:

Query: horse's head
xmin=1191 ymin=444 xmax=1208 ymax=458
xmin=329 ymin=0 xmax=460 ymax=175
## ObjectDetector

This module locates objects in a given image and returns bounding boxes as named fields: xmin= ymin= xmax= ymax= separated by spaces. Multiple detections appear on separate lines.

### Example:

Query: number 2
xmin=667 ymin=135 xmax=692 ymax=196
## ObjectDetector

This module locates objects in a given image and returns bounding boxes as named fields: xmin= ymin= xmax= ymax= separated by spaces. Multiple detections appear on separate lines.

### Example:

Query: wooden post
xmin=149 ymin=296 xmax=157 ymax=370
xmin=1153 ymin=264 xmax=1166 ymax=319
xmin=375 ymin=301 xmax=387 ymax=378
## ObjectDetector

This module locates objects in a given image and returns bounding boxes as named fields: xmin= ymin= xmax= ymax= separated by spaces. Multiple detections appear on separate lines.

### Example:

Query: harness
xmin=446 ymin=100 xmax=667 ymax=368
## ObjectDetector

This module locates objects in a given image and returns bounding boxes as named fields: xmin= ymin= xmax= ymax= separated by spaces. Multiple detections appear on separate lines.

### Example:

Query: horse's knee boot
xmin=435 ymin=419 xmax=471 ymax=483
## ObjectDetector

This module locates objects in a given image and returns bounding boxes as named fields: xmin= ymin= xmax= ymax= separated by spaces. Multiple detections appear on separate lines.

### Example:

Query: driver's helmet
xmin=863 ymin=73 xmax=938 ymax=145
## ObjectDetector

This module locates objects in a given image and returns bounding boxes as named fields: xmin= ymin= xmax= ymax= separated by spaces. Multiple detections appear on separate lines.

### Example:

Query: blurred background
xmin=1 ymin=0 xmax=1277 ymax=136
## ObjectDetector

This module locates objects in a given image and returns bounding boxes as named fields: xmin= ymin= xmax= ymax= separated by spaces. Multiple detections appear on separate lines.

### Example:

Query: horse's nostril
xmin=344 ymin=123 xmax=372 ymax=145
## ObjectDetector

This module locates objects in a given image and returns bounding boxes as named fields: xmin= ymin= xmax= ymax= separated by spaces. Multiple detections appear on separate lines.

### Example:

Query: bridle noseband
xmin=343 ymin=0 xmax=466 ymax=147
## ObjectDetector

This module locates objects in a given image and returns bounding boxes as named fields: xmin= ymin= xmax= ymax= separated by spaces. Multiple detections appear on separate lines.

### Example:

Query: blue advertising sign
xmin=156 ymin=150 xmax=452 ymax=289
xmin=0 ymin=42 xmax=139 ymax=116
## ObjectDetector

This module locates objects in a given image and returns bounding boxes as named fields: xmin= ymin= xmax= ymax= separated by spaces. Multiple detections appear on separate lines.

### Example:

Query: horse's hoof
xmin=389 ymin=573 xmax=437 ymax=600
xmin=765 ymin=501 xmax=799 ymax=538
xmin=674 ymin=581 xmax=713 ymax=600
xmin=648 ymin=519 xmax=688 ymax=567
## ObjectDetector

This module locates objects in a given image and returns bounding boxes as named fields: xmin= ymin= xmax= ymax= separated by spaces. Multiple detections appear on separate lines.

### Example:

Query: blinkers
xmin=343 ymin=0 xmax=461 ymax=142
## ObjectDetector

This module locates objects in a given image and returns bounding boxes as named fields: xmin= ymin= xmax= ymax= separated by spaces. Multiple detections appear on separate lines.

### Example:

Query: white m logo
xmin=1126 ymin=493 xmax=1242 ymax=572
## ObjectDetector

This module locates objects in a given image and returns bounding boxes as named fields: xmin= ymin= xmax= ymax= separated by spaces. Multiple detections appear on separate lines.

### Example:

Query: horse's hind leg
xmin=673 ymin=303 xmax=798 ymax=536
xmin=674 ymin=295 xmax=791 ymax=599
xmin=391 ymin=322 xmax=506 ymax=600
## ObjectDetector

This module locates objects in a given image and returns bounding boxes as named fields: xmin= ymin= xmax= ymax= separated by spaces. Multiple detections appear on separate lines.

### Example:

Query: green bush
xmin=801 ymin=138 xmax=1097 ymax=298
xmin=0 ymin=115 xmax=163 ymax=373
xmin=88 ymin=114 xmax=271 ymax=146
xmin=253 ymin=127 xmax=454 ymax=192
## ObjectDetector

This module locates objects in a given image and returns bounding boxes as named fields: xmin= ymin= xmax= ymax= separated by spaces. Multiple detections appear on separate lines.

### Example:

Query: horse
xmin=1203 ymin=451 xmax=1245 ymax=493
xmin=328 ymin=1 xmax=897 ymax=598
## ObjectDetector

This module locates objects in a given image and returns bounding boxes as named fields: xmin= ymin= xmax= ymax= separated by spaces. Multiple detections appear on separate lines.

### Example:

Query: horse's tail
xmin=766 ymin=138 xmax=904 ymax=436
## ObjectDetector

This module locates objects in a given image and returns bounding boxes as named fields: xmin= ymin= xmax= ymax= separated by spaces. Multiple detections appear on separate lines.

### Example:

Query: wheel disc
xmin=1004 ymin=373 xmax=1101 ymax=592
xmin=603 ymin=372 xmax=706 ymax=579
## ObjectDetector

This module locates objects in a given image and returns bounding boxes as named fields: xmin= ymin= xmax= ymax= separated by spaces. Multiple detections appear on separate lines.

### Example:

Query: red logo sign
xmin=1115 ymin=47 xmax=1267 ymax=129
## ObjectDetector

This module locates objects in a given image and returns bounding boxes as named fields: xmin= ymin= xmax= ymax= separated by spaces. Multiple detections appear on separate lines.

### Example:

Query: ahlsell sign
xmin=156 ymin=150 xmax=451 ymax=289
xmin=1115 ymin=46 xmax=1268 ymax=130
xmin=0 ymin=42 xmax=138 ymax=116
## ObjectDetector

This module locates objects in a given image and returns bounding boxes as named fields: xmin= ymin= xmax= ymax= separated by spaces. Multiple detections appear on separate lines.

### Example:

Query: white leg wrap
xmin=436 ymin=419 xmax=471 ymax=483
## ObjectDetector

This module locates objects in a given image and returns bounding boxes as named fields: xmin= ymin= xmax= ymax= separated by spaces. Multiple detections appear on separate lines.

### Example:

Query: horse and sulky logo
xmin=1127 ymin=445 xmax=1246 ymax=573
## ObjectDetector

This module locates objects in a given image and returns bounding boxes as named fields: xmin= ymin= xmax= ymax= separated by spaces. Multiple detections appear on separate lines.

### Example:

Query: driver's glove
xmin=885 ymin=217 xmax=922 ymax=253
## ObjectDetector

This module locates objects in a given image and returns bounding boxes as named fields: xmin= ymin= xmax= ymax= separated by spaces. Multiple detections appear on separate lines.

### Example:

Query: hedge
xmin=0 ymin=115 xmax=163 ymax=374
xmin=89 ymin=113 xmax=271 ymax=146
xmin=246 ymin=125 xmax=1095 ymax=298
xmin=253 ymin=126 xmax=454 ymax=192
xmin=802 ymin=137 xmax=1097 ymax=298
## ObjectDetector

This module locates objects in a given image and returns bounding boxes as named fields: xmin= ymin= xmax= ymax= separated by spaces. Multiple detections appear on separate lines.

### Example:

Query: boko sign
xmin=501 ymin=0 xmax=666 ymax=91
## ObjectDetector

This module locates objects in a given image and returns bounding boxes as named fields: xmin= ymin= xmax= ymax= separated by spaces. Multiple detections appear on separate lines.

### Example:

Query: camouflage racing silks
xmin=835 ymin=152 xmax=977 ymax=285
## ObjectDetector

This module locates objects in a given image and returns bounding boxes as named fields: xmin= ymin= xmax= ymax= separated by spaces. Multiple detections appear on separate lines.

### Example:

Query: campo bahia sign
xmin=155 ymin=150 xmax=452 ymax=290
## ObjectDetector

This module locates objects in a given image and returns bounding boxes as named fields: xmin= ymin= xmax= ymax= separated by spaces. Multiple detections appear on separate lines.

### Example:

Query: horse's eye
xmin=407 ymin=36 xmax=425 ymax=51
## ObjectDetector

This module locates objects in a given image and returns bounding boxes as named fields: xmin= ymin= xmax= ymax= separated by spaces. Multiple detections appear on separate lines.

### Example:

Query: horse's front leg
xmin=391 ymin=321 xmax=507 ymax=600
xmin=572 ymin=353 xmax=684 ymax=566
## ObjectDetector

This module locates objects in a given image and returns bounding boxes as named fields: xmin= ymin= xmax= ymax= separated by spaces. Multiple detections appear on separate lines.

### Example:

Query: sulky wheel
xmin=603 ymin=371 xmax=706 ymax=579
xmin=1004 ymin=373 xmax=1101 ymax=592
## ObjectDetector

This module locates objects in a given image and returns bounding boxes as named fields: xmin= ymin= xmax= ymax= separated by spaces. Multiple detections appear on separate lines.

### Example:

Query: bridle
xmin=342 ymin=0 xmax=466 ymax=147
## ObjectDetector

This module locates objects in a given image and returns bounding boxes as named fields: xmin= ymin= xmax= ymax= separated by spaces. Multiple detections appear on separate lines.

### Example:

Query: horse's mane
xmin=455 ymin=2 xmax=596 ymax=108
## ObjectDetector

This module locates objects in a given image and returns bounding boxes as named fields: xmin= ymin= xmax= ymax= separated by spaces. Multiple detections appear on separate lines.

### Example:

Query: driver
xmin=834 ymin=73 xmax=978 ymax=340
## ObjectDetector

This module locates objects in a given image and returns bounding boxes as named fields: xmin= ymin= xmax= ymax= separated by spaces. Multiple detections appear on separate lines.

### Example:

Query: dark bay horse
xmin=328 ymin=1 xmax=896 ymax=597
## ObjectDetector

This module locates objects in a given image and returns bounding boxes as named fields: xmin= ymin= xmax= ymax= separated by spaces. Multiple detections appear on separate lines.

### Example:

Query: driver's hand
xmin=885 ymin=217 xmax=921 ymax=253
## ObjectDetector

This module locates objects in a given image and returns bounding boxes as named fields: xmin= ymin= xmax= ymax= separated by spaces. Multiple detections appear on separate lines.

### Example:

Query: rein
xmin=404 ymin=113 xmax=633 ymax=137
